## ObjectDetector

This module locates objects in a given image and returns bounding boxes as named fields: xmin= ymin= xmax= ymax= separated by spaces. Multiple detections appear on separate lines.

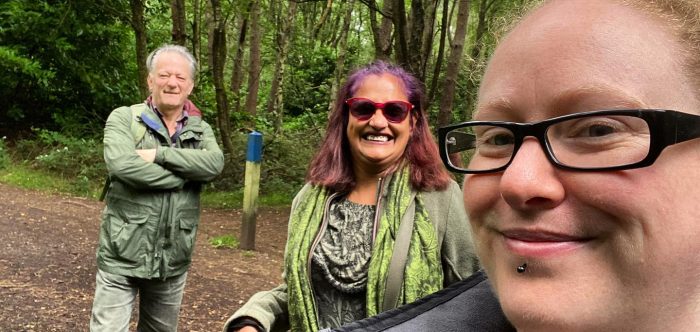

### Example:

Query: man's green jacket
xmin=97 ymin=104 xmax=224 ymax=279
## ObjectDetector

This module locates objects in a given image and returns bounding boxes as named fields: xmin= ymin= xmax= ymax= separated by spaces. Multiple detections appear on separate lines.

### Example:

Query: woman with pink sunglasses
xmin=223 ymin=61 xmax=479 ymax=332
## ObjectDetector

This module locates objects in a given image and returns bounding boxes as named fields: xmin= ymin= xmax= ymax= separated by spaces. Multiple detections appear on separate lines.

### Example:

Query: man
xmin=330 ymin=0 xmax=700 ymax=331
xmin=90 ymin=44 xmax=224 ymax=332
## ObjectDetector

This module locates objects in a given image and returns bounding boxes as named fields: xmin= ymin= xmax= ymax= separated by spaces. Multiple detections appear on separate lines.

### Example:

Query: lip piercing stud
xmin=517 ymin=263 xmax=528 ymax=274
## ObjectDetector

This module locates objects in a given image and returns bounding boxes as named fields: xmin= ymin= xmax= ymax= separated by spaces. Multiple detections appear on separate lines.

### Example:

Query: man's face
xmin=147 ymin=51 xmax=194 ymax=112
xmin=465 ymin=0 xmax=700 ymax=330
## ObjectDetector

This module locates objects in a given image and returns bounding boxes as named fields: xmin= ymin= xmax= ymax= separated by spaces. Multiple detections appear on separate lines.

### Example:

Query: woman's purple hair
xmin=306 ymin=60 xmax=451 ymax=193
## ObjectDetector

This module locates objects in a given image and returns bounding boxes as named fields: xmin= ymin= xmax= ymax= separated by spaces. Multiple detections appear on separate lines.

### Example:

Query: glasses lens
xmin=546 ymin=115 xmax=651 ymax=168
xmin=444 ymin=125 xmax=515 ymax=172
xmin=349 ymin=100 xmax=376 ymax=120
xmin=382 ymin=102 xmax=410 ymax=122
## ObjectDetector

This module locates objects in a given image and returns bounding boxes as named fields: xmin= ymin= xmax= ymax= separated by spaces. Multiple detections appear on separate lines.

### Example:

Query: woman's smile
xmin=500 ymin=228 xmax=591 ymax=258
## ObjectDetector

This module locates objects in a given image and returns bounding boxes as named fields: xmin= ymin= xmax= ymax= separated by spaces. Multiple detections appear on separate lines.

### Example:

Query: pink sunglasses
xmin=345 ymin=97 xmax=414 ymax=123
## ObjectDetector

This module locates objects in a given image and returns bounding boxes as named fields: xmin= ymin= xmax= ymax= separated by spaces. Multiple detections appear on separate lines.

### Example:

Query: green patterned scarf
xmin=285 ymin=166 xmax=443 ymax=331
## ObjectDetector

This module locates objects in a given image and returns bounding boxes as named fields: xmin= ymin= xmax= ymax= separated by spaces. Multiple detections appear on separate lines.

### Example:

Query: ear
xmin=147 ymin=74 xmax=155 ymax=92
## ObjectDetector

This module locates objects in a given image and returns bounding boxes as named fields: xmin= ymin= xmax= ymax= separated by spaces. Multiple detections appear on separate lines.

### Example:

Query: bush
xmin=13 ymin=129 xmax=105 ymax=196
xmin=210 ymin=114 xmax=324 ymax=203
xmin=6 ymin=115 xmax=323 ymax=204
xmin=32 ymin=130 xmax=104 ymax=176
xmin=0 ymin=137 xmax=10 ymax=170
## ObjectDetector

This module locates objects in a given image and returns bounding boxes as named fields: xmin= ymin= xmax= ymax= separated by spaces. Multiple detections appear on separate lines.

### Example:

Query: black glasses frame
xmin=438 ymin=109 xmax=700 ymax=174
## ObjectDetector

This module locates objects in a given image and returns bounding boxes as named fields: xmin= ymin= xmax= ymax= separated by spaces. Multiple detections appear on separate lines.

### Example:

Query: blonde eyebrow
xmin=549 ymin=85 xmax=649 ymax=111
xmin=475 ymin=85 xmax=649 ymax=121
xmin=474 ymin=97 xmax=518 ymax=120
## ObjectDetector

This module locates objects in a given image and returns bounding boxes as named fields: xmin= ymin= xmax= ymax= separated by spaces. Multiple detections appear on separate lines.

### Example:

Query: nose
xmin=368 ymin=108 xmax=389 ymax=129
xmin=499 ymin=138 xmax=565 ymax=210
xmin=166 ymin=75 xmax=179 ymax=87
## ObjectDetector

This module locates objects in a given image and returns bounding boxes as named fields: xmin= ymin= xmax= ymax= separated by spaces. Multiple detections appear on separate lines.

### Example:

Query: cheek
xmin=463 ymin=174 xmax=501 ymax=219
xmin=583 ymin=169 xmax=700 ymax=302
xmin=184 ymin=82 xmax=194 ymax=94
xmin=392 ymin=122 xmax=412 ymax=149
xmin=346 ymin=120 xmax=359 ymax=140
xmin=462 ymin=174 xmax=502 ymax=261
xmin=567 ymin=168 xmax=699 ymax=258
xmin=568 ymin=166 xmax=683 ymax=221
xmin=151 ymin=80 xmax=169 ymax=93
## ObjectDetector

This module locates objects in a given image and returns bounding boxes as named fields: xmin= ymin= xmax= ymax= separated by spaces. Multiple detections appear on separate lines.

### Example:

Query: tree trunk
xmin=129 ymin=0 xmax=148 ymax=99
xmin=462 ymin=0 xmax=497 ymax=119
xmin=471 ymin=0 xmax=494 ymax=61
xmin=267 ymin=1 xmax=298 ymax=134
xmin=437 ymin=0 xmax=470 ymax=127
xmin=209 ymin=0 xmax=235 ymax=158
xmin=170 ymin=0 xmax=187 ymax=45
xmin=328 ymin=5 xmax=343 ymax=47
xmin=427 ymin=0 xmax=449 ymax=106
xmin=230 ymin=1 xmax=251 ymax=116
xmin=329 ymin=0 xmax=355 ymax=111
xmin=191 ymin=0 xmax=202 ymax=69
xmin=311 ymin=0 xmax=333 ymax=40
xmin=368 ymin=0 xmax=393 ymax=61
xmin=391 ymin=0 xmax=409 ymax=69
xmin=406 ymin=0 xmax=426 ymax=80
xmin=419 ymin=0 xmax=438 ymax=82
xmin=244 ymin=0 xmax=263 ymax=118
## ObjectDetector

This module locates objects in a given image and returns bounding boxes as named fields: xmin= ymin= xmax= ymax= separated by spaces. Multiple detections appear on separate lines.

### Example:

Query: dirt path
xmin=0 ymin=183 xmax=289 ymax=331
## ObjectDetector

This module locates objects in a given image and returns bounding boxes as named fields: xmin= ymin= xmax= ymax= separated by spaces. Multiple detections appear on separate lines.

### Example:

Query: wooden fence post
xmin=240 ymin=131 xmax=262 ymax=250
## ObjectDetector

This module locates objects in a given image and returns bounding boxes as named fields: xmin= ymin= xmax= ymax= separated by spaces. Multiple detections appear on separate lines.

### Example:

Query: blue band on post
xmin=246 ymin=131 xmax=263 ymax=162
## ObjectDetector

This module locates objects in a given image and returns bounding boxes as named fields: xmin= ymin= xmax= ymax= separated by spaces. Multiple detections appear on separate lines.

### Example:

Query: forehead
xmin=152 ymin=52 xmax=191 ymax=73
xmin=476 ymin=0 xmax=692 ymax=121
xmin=352 ymin=73 xmax=408 ymax=100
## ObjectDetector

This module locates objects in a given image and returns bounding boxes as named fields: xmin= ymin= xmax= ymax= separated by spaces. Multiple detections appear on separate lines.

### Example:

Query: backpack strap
xmin=99 ymin=103 xmax=150 ymax=201
xmin=129 ymin=103 xmax=149 ymax=144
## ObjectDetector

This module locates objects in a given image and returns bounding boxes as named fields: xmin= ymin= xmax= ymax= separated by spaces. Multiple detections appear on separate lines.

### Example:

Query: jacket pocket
xmin=179 ymin=130 xmax=203 ymax=149
xmin=106 ymin=199 xmax=154 ymax=264
xmin=169 ymin=207 xmax=199 ymax=267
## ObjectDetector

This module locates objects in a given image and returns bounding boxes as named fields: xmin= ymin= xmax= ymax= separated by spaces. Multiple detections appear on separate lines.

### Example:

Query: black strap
xmin=98 ymin=176 xmax=110 ymax=201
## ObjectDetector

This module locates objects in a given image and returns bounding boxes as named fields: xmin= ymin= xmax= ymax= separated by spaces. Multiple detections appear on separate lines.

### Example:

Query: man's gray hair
xmin=146 ymin=44 xmax=197 ymax=79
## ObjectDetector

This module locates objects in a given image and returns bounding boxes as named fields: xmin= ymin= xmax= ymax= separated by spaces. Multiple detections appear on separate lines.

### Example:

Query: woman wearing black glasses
xmin=223 ymin=61 xmax=479 ymax=332
xmin=437 ymin=0 xmax=700 ymax=331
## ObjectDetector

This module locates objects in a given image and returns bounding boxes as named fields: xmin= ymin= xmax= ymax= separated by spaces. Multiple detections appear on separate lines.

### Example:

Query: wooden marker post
xmin=240 ymin=131 xmax=262 ymax=250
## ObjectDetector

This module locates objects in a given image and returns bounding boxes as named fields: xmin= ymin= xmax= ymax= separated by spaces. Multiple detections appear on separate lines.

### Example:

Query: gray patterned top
xmin=312 ymin=197 xmax=376 ymax=329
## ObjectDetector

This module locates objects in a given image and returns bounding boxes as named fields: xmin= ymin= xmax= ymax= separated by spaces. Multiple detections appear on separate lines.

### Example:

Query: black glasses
xmin=438 ymin=109 xmax=700 ymax=174
xmin=345 ymin=97 xmax=414 ymax=123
